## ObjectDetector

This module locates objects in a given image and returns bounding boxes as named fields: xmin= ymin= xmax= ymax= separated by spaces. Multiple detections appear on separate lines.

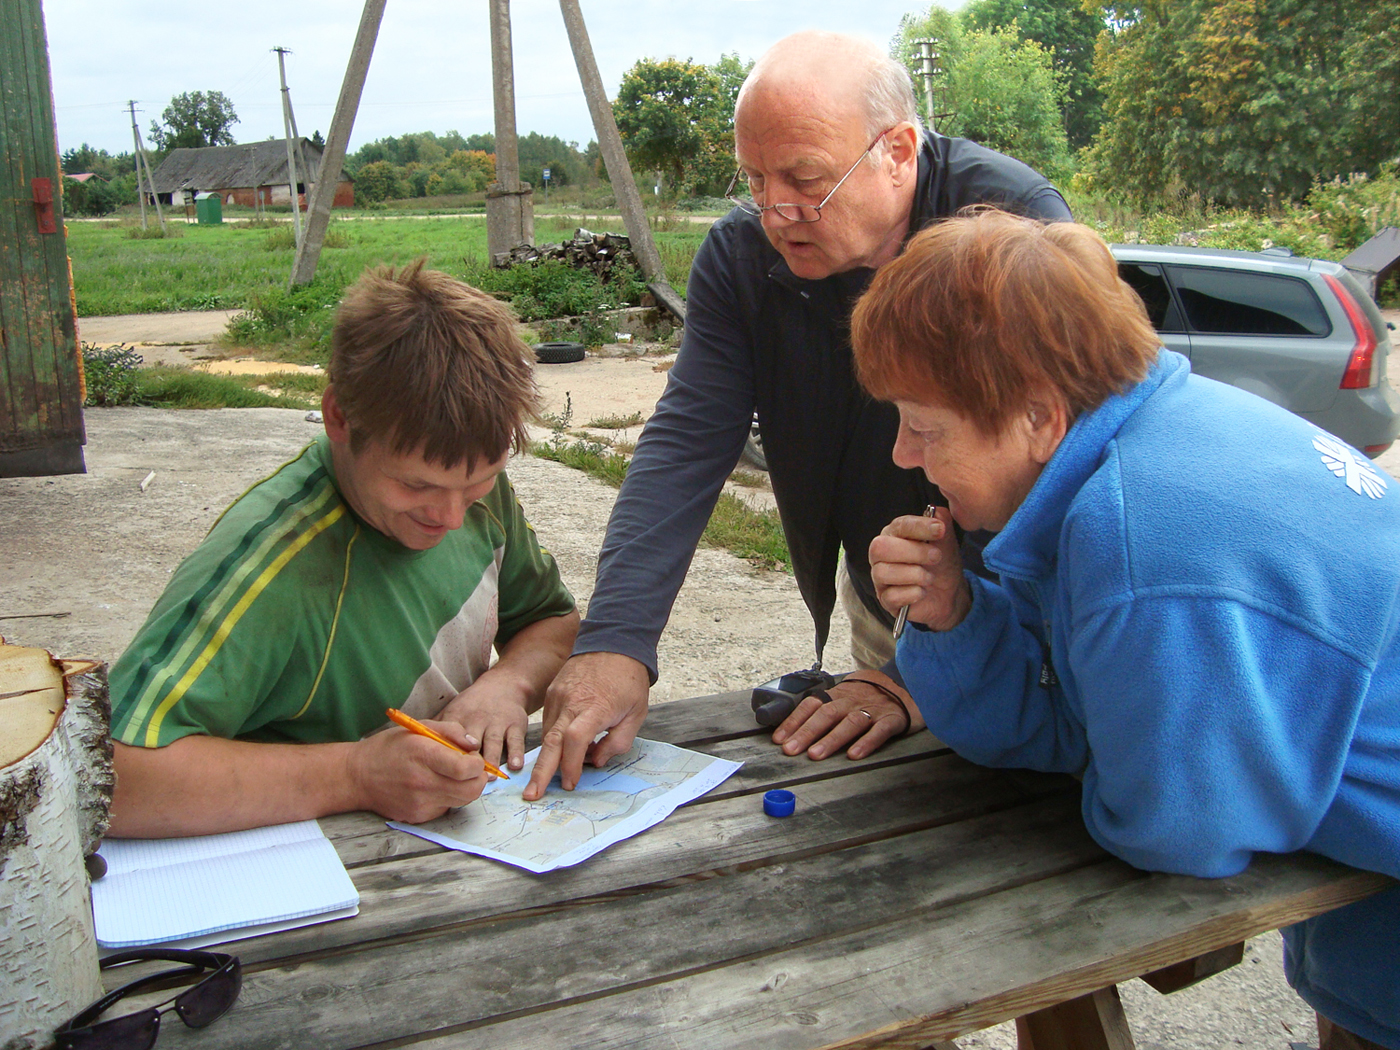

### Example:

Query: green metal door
xmin=0 ymin=0 xmax=85 ymax=477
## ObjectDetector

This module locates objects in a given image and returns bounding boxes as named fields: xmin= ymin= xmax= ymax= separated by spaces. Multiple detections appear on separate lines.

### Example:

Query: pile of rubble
xmin=493 ymin=228 xmax=637 ymax=280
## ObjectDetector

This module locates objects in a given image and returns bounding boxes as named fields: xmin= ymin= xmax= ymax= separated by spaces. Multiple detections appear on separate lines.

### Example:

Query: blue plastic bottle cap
xmin=763 ymin=789 xmax=796 ymax=818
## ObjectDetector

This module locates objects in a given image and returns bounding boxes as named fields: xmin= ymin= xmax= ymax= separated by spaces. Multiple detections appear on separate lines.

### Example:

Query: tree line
xmin=60 ymin=5 xmax=1396 ymax=218
xmin=344 ymin=130 xmax=599 ymax=204
xmin=614 ymin=0 xmax=1396 ymax=211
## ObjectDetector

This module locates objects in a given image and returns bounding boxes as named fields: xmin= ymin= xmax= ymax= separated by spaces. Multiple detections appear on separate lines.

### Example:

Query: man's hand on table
xmin=523 ymin=651 xmax=650 ymax=801
xmin=438 ymin=683 xmax=530 ymax=774
xmin=771 ymin=669 xmax=923 ymax=760
xmin=349 ymin=718 xmax=488 ymax=823
xmin=438 ymin=608 xmax=581 ymax=773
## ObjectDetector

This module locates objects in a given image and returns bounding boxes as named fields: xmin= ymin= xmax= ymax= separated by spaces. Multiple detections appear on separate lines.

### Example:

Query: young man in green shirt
xmin=108 ymin=262 xmax=579 ymax=837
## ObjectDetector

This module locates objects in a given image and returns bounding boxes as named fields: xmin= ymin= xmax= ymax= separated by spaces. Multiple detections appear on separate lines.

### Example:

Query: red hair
xmin=852 ymin=209 xmax=1160 ymax=433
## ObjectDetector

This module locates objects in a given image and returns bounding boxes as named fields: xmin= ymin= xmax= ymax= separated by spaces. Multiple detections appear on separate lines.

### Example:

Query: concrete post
xmin=486 ymin=0 xmax=533 ymax=265
xmin=290 ymin=0 xmax=386 ymax=286
xmin=558 ymin=0 xmax=662 ymax=282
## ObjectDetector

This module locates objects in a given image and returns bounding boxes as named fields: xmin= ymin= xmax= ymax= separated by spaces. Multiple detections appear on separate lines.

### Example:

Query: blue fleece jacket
xmin=898 ymin=351 xmax=1400 ymax=1045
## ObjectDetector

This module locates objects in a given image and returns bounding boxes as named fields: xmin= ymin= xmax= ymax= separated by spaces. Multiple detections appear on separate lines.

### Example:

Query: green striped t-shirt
xmin=110 ymin=435 xmax=575 ymax=747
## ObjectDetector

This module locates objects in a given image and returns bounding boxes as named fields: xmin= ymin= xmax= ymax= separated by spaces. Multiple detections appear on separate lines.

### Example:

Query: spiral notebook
xmin=91 ymin=819 xmax=360 ymax=950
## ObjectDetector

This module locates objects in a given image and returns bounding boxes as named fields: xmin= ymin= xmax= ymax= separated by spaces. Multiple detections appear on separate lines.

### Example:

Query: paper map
xmin=389 ymin=738 xmax=741 ymax=873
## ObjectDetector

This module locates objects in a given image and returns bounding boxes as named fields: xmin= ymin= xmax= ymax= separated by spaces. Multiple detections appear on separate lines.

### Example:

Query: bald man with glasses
xmin=524 ymin=30 xmax=1070 ymax=802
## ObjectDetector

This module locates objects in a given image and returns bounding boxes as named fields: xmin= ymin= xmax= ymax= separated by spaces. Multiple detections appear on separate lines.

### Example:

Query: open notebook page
xmin=92 ymin=819 xmax=359 ymax=950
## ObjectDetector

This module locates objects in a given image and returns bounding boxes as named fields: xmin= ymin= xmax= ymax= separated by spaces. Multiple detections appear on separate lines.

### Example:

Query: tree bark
xmin=1 ymin=640 xmax=113 ymax=1048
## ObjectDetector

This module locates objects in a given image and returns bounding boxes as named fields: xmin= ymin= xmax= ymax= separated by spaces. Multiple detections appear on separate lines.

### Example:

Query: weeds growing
xmin=82 ymin=344 xmax=144 ymax=406
xmin=531 ymin=393 xmax=789 ymax=570
xmin=585 ymin=411 xmax=644 ymax=430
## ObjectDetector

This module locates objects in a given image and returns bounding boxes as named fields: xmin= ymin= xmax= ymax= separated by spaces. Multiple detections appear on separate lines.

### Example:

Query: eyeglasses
xmin=54 ymin=949 xmax=241 ymax=1050
xmin=725 ymin=129 xmax=892 ymax=223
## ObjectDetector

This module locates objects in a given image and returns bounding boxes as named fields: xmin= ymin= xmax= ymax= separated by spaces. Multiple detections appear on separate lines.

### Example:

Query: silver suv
xmin=1113 ymin=245 xmax=1400 ymax=458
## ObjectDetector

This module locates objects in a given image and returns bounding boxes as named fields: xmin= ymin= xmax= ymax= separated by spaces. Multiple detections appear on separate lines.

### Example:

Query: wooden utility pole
xmin=290 ymin=0 xmax=386 ymax=286
xmin=557 ymin=0 xmax=683 ymax=319
xmin=274 ymin=47 xmax=304 ymax=247
xmin=486 ymin=0 xmax=533 ymax=264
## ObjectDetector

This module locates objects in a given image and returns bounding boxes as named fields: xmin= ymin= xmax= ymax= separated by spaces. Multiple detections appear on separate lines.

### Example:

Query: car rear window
xmin=1166 ymin=266 xmax=1331 ymax=336
xmin=1118 ymin=263 xmax=1184 ymax=332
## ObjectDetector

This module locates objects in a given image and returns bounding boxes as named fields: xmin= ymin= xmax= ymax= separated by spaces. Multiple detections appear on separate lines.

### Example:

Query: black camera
xmin=751 ymin=667 xmax=837 ymax=727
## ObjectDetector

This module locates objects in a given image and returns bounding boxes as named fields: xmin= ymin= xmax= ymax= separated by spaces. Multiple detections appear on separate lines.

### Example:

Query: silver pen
xmin=892 ymin=504 xmax=938 ymax=639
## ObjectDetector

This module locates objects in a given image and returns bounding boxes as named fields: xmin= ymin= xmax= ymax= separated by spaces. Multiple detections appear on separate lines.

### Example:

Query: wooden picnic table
xmin=124 ymin=688 xmax=1392 ymax=1050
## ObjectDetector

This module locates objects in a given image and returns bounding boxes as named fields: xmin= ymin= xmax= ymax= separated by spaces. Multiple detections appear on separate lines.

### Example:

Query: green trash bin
xmin=195 ymin=192 xmax=222 ymax=225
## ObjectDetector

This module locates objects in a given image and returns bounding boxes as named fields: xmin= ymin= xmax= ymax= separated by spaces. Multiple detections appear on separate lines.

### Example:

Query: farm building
xmin=149 ymin=138 xmax=354 ymax=209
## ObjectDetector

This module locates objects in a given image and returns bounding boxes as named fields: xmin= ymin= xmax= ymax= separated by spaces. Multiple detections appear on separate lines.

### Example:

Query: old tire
xmin=535 ymin=341 xmax=586 ymax=364
xmin=740 ymin=415 xmax=767 ymax=471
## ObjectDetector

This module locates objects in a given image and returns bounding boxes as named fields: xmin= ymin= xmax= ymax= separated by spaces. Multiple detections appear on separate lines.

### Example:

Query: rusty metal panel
xmin=0 ymin=0 xmax=85 ymax=476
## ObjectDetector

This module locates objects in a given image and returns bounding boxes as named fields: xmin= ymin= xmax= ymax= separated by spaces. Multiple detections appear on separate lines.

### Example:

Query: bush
xmin=1305 ymin=170 xmax=1400 ymax=254
xmin=466 ymin=259 xmax=645 ymax=323
xmin=82 ymin=343 xmax=144 ymax=406
xmin=225 ymin=278 xmax=347 ymax=361
xmin=62 ymin=177 xmax=118 ymax=218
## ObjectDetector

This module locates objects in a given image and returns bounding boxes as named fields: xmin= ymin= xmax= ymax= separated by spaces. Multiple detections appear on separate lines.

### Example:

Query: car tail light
xmin=1325 ymin=273 xmax=1379 ymax=389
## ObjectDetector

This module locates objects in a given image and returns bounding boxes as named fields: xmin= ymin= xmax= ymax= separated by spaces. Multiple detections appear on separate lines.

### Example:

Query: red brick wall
xmin=216 ymin=181 xmax=353 ymax=209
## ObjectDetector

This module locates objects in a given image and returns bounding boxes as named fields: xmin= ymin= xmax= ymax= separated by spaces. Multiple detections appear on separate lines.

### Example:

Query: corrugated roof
xmin=150 ymin=139 xmax=340 ymax=193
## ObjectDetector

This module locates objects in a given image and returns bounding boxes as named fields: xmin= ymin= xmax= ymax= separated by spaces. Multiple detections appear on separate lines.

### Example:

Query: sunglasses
xmin=54 ymin=949 xmax=241 ymax=1050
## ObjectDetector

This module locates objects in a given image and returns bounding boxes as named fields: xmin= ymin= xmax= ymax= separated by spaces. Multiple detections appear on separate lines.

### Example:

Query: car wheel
xmin=535 ymin=341 xmax=586 ymax=364
xmin=740 ymin=415 xmax=767 ymax=471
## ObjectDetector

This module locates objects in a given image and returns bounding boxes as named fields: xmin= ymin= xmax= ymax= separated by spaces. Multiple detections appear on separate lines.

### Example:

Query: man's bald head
xmin=736 ymin=32 xmax=919 ymax=141
xmin=730 ymin=31 xmax=923 ymax=278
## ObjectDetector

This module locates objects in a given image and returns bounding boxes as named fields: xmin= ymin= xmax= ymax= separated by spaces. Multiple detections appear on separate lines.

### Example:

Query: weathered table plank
xmin=109 ymin=690 xmax=1394 ymax=1050
xmin=223 ymin=752 xmax=1074 ymax=963
xmin=151 ymin=795 xmax=1104 ymax=1050
xmin=396 ymin=859 xmax=1390 ymax=1050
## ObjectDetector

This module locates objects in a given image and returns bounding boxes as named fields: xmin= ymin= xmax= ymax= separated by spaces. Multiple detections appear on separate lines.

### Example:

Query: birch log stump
xmin=0 ymin=640 xmax=113 ymax=1049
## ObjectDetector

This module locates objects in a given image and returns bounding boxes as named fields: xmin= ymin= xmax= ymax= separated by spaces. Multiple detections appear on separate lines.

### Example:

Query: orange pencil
xmin=386 ymin=707 xmax=510 ymax=780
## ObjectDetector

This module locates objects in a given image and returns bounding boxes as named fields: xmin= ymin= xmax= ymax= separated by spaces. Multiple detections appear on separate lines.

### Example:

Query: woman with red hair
xmin=856 ymin=209 xmax=1400 ymax=1049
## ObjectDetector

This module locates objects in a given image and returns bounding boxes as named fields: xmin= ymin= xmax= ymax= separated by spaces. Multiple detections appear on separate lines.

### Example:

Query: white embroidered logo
xmin=1314 ymin=433 xmax=1388 ymax=499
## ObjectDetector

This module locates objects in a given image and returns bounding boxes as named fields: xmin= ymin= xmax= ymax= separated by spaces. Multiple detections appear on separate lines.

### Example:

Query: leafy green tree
xmin=1339 ymin=1 xmax=1399 ymax=166
xmin=895 ymin=9 xmax=1070 ymax=176
xmin=406 ymin=164 xmax=433 ymax=198
xmin=712 ymin=52 xmax=753 ymax=115
xmin=61 ymin=145 xmax=141 ymax=205
xmin=962 ymin=0 xmax=1105 ymax=148
xmin=945 ymin=27 xmax=1072 ymax=178
xmin=613 ymin=58 xmax=725 ymax=194
xmin=353 ymin=160 xmax=400 ymax=204
xmin=148 ymin=91 xmax=238 ymax=150
xmin=517 ymin=132 xmax=589 ymax=187
xmin=446 ymin=149 xmax=496 ymax=190
xmin=1085 ymin=0 xmax=1398 ymax=207
xmin=61 ymin=176 xmax=117 ymax=217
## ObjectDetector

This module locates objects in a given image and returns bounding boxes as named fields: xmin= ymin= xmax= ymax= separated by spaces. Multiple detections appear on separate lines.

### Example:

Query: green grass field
xmin=66 ymin=216 xmax=492 ymax=316
xmin=65 ymin=213 xmax=711 ymax=318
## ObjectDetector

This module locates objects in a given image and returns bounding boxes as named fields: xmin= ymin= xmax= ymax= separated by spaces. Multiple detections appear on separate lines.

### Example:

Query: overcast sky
xmin=45 ymin=0 xmax=958 ymax=159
